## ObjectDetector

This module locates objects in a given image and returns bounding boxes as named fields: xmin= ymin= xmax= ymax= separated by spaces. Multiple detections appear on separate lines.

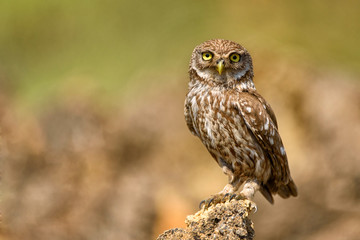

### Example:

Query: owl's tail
xmin=260 ymin=185 xmax=274 ymax=204
xmin=261 ymin=178 xmax=298 ymax=204
xmin=277 ymin=178 xmax=298 ymax=199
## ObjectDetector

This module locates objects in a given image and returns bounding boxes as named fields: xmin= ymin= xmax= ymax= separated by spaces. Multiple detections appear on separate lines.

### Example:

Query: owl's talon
xmin=199 ymin=194 xmax=223 ymax=209
xmin=252 ymin=204 xmax=258 ymax=213
xmin=235 ymin=193 xmax=247 ymax=201
xmin=229 ymin=193 xmax=238 ymax=201
xmin=222 ymin=193 xmax=231 ymax=201
xmin=247 ymin=200 xmax=258 ymax=213
xmin=207 ymin=198 xmax=214 ymax=206
xmin=199 ymin=200 xmax=206 ymax=209
xmin=222 ymin=193 xmax=236 ymax=202
xmin=200 ymin=192 xmax=250 ymax=209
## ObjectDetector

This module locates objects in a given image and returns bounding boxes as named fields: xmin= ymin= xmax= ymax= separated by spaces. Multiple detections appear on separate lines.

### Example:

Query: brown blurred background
xmin=1 ymin=1 xmax=360 ymax=239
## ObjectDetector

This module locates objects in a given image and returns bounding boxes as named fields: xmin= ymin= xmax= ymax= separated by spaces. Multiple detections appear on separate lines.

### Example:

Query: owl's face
xmin=190 ymin=39 xmax=253 ymax=85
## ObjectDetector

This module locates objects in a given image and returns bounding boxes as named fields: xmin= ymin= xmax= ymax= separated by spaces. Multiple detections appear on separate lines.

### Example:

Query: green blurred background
xmin=1 ymin=1 xmax=360 ymax=240
xmin=1 ymin=0 xmax=359 ymax=107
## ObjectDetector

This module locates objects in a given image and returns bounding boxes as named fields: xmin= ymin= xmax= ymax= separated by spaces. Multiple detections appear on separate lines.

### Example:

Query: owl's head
xmin=190 ymin=39 xmax=254 ymax=88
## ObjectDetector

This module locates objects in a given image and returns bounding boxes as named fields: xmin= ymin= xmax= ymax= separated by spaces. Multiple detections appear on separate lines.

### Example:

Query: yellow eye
xmin=202 ymin=52 xmax=213 ymax=61
xmin=229 ymin=53 xmax=241 ymax=63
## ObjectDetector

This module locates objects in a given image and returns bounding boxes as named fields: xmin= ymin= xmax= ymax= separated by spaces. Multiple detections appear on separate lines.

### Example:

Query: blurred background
xmin=1 ymin=0 xmax=360 ymax=239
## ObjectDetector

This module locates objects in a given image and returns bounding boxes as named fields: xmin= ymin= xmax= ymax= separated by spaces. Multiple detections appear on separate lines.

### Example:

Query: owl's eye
xmin=229 ymin=53 xmax=241 ymax=63
xmin=202 ymin=52 xmax=213 ymax=61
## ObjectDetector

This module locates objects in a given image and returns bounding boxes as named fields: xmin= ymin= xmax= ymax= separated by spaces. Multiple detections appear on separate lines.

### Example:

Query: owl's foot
xmin=224 ymin=193 xmax=258 ymax=213
xmin=199 ymin=193 xmax=247 ymax=209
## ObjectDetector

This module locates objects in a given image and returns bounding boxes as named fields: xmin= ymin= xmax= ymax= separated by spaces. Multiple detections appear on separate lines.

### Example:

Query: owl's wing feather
xmin=233 ymin=92 xmax=290 ymax=184
xmin=251 ymin=92 xmax=278 ymax=129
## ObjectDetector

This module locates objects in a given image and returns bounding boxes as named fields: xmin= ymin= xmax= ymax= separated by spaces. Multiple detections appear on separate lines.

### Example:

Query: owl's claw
xmin=199 ymin=193 xmax=248 ymax=210
xmin=199 ymin=195 xmax=219 ymax=209
xmin=222 ymin=193 xmax=237 ymax=202
xmin=199 ymin=200 xmax=206 ymax=209
xmin=234 ymin=193 xmax=246 ymax=201
xmin=252 ymin=203 xmax=258 ymax=213
xmin=199 ymin=194 xmax=222 ymax=209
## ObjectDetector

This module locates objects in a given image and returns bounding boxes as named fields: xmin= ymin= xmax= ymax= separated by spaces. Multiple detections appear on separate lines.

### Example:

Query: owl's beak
xmin=216 ymin=59 xmax=225 ymax=75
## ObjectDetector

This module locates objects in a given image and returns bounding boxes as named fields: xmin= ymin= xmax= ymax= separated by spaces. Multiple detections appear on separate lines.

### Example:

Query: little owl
xmin=184 ymin=39 xmax=297 ymax=206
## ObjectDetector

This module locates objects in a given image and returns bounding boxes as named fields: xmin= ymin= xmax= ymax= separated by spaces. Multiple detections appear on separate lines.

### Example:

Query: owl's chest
xmin=187 ymin=89 xmax=248 ymax=146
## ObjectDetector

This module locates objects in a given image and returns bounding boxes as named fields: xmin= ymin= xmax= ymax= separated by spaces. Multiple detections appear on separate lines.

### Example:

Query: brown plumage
xmin=184 ymin=39 xmax=297 ymax=204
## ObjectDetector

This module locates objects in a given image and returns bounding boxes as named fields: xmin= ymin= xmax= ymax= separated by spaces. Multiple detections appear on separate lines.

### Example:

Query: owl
xmin=184 ymin=39 xmax=297 ymax=206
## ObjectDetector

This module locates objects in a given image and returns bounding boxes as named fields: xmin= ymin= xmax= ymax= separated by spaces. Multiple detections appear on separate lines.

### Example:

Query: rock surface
xmin=157 ymin=200 xmax=256 ymax=240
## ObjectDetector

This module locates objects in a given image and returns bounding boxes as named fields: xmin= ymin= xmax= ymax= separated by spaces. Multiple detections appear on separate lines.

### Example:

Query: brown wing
xmin=233 ymin=92 xmax=290 ymax=185
xmin=251 ymin=91 xmax=278 ymax=129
